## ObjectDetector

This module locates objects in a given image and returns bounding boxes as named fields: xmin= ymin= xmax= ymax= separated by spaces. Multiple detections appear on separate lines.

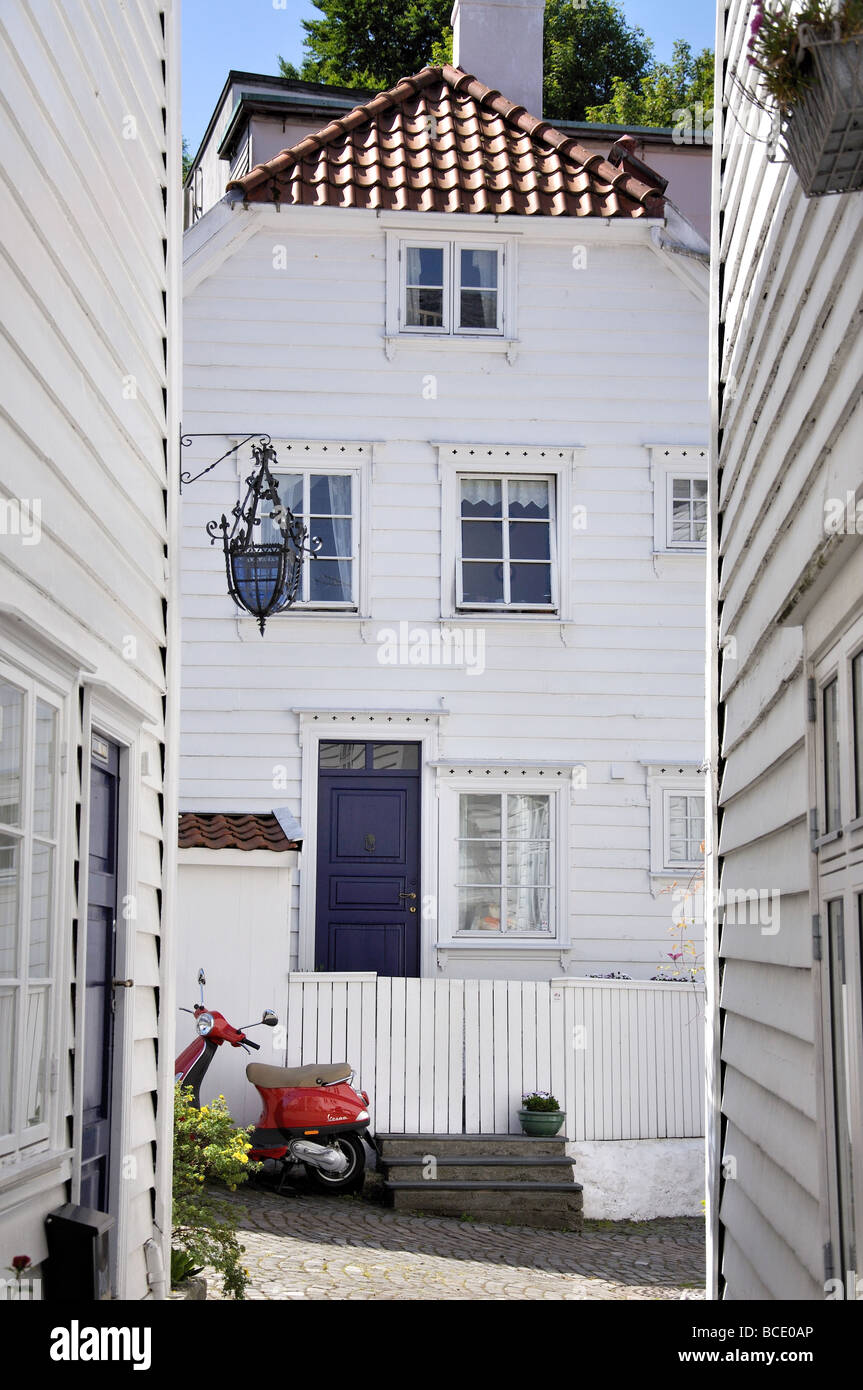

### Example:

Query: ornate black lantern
xmin=205 ymin=437 xmax=318 ymax=634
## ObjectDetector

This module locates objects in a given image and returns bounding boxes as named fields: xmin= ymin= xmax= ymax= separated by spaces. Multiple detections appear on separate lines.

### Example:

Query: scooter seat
xmin=246 ymin=1061 xmax=353 ymax=1089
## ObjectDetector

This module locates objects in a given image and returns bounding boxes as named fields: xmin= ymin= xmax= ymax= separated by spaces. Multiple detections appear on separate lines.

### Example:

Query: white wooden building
xmin=177 ymin=0 xmax=710 ymax=1213
xmin=708 ymin=0 xmax=863 ymax=1299
xmin=0 ymin=1 xmax=181 ymax=1300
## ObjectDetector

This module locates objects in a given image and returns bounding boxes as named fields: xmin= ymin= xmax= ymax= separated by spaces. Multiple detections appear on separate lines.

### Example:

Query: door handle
xmin=112 ymin=979 xmax=134 ymax=988
xmin=398 ymin=892 xmax=417 ymax=900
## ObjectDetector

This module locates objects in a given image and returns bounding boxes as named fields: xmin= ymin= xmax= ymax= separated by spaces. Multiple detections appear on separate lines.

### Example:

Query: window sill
xmin=0 ymin=1147 xmax=73 ymax=1203
xmin=384 ymin=334 xmax=519 ymax=363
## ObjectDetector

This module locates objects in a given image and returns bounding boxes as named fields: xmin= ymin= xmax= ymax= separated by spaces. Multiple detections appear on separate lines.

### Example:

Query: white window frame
xmin=437 ymin=770 xmax=570 ymax=947
xmin=649 ymin=446 xmax=709 ymax=555
xmin=386 ymin=232 xmax=516 ymax=340
xmin=0 ymin=649 xmax=70 ymax=1173
xmin=647 ymin=764 xmax=705 ymax=879
xmin=233 ymin=440 xmax=371 ymax=619
xmin=437 ymin=444 xmax=576 ymax=621
xmin=455 ymin=472 xmax=558 ymax=612
xmin=662 ymin=789 xmax=706 ymax=870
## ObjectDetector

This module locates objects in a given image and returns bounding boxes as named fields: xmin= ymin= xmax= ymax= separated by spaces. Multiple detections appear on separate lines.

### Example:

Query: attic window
xmin=399 ymin=239 xmax=504 ymax=336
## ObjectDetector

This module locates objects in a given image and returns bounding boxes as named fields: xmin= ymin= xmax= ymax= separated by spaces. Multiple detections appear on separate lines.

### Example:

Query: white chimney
xmin=451 ymin=0 xmax=545 ymax=117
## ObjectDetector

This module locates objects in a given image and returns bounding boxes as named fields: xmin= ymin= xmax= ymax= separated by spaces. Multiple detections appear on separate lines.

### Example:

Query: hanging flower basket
xmin=781 ymin=28 xmax=863 ymax=194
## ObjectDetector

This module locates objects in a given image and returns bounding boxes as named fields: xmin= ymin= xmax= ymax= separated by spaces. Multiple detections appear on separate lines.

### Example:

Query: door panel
xmin=80 ymin=738 xmax=119 ymax=1212
xmin=315 ymin=742 xmax=420 ymax=976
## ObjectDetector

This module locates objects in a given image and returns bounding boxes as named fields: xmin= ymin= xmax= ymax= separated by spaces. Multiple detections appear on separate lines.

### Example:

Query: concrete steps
xmin=375 ymin=1133 xmax=583 ymax=1231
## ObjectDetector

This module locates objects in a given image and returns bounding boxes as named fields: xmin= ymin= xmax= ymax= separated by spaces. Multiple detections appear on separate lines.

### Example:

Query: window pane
xmin=406 ymin=246 xmax=444 ymax=286
xmin=509 ymin=563 xmax=551 ymax=604
xmin=509 ymin=521 xmax=550 ymax=560
xmin=25 ymin=987 xmax=48 ymax=1127
xmin=507 ymin=794 xmax=550 ymax=840
xmin=461 ymin=520 xmax=502 ymax=559
xmin=829 ymin=899 xmax=855 ymax=1273
xmin=0 ymin=988 xmax=13 ymax=1135
xmin=319 ymin=742 xmax=365 ymax=770
xmin=309 ymin=474 xmax=351 ymax=515
xmin=371 ymin=743 xmax=419 ymax=770
xmin=507 ymin=842 xmax=550 ymax=887
xmin=459 ymin=840 xmax=502 ymax=884
xmin=824 ymin=678 xmax=841 ymax=833
xmin=505 ymin=888 xmax=550 ymax=933
xmin=460 ymin=249 xmax=498 ymax=288
xmin=30 ymin=842 xmax=52 ymax=977
xmin=462 ymin=562 xmax=504 ymax=604
xmin=461 ymin=478 xmax=502 ymax=518
xmin=508 ymin=480 xmax=549 ymax=518
xmin=406 ymin=287 xmax=444 ymax=327
xmin=307 ymin=516 xmax=352 ymax=557
xmin=459 ymin=794 xmax=501 ymax=839
xmin=0 ymin=682 xmax=23 ymax=827
xmin=33 ymin=702 xmax=57 ymax=837
xmin=459 ymin=887 xmax=502 ymax=933
xmin=672 ymin=501 xmax=693 ymax=542
xmin=309 ymin=559 xmax=352 ymax=603
xmin=853 ymin=653 xmax=863 ymax=817
xmin=277 ymin=474 xmax=303 ymax=516
xmin=0 ymin=833 xmax=19 ymax=977
xmin=672 ymin=477 xmax=692 ymax=499
xmin=668 ymin=794 xmax=704 ymax=862
xmin=460 ymin=289 xmax=497 ymax=329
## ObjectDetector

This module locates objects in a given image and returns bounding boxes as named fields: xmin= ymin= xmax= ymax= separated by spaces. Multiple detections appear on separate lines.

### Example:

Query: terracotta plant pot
xmin=518 ymin=1108 xmax=565 ymax=1137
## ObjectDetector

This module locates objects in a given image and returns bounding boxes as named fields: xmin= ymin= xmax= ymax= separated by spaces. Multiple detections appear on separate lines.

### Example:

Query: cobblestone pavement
xmin=208 ymin=1181 xmax=706 ymax=1301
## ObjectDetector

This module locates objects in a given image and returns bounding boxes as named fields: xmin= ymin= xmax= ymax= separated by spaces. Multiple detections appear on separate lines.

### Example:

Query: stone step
xmin=375 ymin=1132 xmax=568 ymax=1159
xmin=385 ymin=1181 xmax=584 ymax=1231
xmin=380 ymin=1156 xmax=576 ymax=1184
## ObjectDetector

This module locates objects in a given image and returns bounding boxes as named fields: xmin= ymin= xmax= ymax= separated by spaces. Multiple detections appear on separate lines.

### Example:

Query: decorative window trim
xmin=385 ymin=231 xmax=518 ymax=347
xmin=436 ymin=769 xmax=569 ymax=948
xmin=435 ymin=443 xmax=578 ymax=621
xmin=0 ymin=625 xmax=78 ymax=1194
xmin=233 ymin=438 xmax=372 ymax=621
xmin=648 ymin=446 xmax=709 ymax=559
xmin=645 ymin=763 xmax=706 ymax=883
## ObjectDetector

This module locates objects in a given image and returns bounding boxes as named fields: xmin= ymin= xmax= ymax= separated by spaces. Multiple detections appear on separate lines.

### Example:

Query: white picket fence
xmin=283 ymin=975 xmax=705 ymax=1140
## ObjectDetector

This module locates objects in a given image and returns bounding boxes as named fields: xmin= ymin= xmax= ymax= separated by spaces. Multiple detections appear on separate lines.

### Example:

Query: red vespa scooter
xmin=175 ymin=968 xmax=371 ymax=1194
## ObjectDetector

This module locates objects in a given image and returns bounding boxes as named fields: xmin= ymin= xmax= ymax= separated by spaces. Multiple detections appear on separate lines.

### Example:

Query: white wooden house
xmin=177 ymin=0 xmax=710 ymax=1212
xmin=708 ymin=0 xmax=863 ymax=1298
xmin=0 ymin=1 xmax=181 ymax=1300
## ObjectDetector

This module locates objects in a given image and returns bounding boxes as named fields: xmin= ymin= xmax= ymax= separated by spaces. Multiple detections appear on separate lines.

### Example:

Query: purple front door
xmin=315 ymin=741 xmax=421 ymax=976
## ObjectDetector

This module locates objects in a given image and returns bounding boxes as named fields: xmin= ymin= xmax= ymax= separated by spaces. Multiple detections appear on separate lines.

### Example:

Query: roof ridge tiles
xmin=226 ymin=62 xmax=666 ymax=219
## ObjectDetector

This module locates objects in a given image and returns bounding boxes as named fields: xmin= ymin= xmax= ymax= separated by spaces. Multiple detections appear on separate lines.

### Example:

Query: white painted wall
xmin=0 ymin=0 xmax=180 ymax=1300
xmin=712 ymin=0 xmax=863 ymax=1302
xmin=181 ymin=202 xmax=708 ymax=984
xmin=177 ymin=851 xmax=297 ymax=1126
xmin=569 ymin=1139 xmax=704 ymax=1220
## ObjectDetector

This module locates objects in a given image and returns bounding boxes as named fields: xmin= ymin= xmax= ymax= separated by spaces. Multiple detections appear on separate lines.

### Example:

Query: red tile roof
xmin=226 ymin=65 xmax=665 ymax=218
xmin=178 ymin=812 xmax=299 ymax=852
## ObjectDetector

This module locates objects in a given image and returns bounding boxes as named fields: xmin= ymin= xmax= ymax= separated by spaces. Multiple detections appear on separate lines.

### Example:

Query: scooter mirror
xmin=197 ymin=968 xmax=206 ymax=987
xmin=261 ymin=1010 xmax=278 ymax=1027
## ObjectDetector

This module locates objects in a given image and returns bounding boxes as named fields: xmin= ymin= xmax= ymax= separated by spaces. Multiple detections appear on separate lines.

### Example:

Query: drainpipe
xmin=144 ymin=1238 xmax=168 ymax=1300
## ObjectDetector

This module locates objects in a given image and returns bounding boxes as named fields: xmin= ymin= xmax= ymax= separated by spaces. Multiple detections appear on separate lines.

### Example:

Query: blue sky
xmin=183 ymin=0 xmax=717 ymax=154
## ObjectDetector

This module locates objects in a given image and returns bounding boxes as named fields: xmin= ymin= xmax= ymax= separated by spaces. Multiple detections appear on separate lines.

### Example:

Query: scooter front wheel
xmin=303 ymin=1133 xmax=366 ymax=1194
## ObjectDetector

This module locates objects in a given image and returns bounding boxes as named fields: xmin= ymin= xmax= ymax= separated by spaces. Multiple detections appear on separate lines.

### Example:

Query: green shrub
xmin=521 ymin=1091 xmax=561 ymax=1112
xmin=172 ymin=1084 xmax=260 ymax=1299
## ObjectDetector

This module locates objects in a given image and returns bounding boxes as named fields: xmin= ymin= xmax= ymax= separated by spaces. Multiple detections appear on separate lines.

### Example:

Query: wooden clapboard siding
xmin=0 ymin=1 xmax=179 ymax=1300
xmin=182 ymin=210 xmax=708 ymax=979
xmin=712 ymin=0 xmax=863 ymax=1300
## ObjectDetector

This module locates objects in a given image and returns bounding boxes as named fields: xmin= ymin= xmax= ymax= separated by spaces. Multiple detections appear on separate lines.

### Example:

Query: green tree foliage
xmin=585 ymin=40 xmax=714 ymax=128
xmin=279 ymin=0 xmax=453 ymax=91
xmin=276 ymin=0 xmax=711 ymax=130
xmin=542 ymin=0 xmax=652 ymax=121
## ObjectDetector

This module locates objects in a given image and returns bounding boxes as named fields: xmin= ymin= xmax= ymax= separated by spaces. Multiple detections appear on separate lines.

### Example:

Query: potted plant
xmin=746 ymin=0 xmax=863 ymax=195
xmin=518 ymin=1091 xmax=565 ymax=1137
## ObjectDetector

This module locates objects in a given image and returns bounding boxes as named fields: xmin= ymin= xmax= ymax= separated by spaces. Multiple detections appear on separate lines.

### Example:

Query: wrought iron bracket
xmin=179 ymin=430 xmax=272 ymax=490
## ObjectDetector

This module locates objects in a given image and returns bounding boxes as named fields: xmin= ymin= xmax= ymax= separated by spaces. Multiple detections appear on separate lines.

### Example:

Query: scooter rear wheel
xmin=303 ymin=1133 xmax=366 ymax=1194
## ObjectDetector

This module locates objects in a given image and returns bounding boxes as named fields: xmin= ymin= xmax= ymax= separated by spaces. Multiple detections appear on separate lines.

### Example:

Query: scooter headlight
xmin=196 ymin=1012 xmax=214 ymax=1037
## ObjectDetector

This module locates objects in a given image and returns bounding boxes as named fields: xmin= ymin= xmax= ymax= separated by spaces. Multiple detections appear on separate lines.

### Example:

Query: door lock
xmin=112 ymin=979 xmax=134 ymax=988
xmin=398 ymin=892 xmax=417 ymax=899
